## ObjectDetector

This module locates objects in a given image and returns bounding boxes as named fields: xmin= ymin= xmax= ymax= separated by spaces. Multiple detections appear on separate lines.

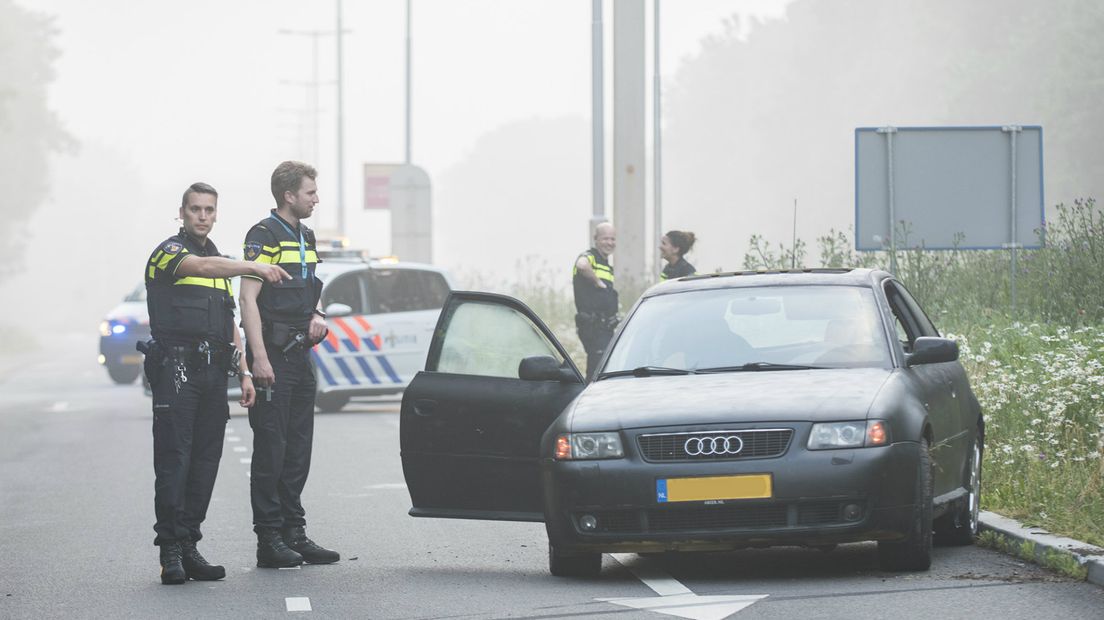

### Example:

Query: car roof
xmin=643 ymin=268 xmax=892 ymax=298
xmin=315 ymin=257 xmax=449 ymax=277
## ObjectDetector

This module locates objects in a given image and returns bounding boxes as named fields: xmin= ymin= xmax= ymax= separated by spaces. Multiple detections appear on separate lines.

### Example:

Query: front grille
xmin=637 ymin=429 xmax=793 ymax=462
xmin=648 ymin=504 xmax=787 ymax=531
xmin=575 ymin=500 xmax=863 ymax=535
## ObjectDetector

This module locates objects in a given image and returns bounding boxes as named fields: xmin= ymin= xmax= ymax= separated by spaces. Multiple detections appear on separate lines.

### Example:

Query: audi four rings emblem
xmin=684 ymin=435 xmax=745 ymax=456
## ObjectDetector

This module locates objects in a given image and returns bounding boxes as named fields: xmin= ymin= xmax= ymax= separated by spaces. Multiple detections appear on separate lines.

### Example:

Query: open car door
xmin=400 ymin=291 xmax=586 ymax=522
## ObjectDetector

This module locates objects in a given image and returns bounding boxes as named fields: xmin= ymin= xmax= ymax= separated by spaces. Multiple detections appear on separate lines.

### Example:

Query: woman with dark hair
xmin=659 ymin=230 xmax=698 ymax=281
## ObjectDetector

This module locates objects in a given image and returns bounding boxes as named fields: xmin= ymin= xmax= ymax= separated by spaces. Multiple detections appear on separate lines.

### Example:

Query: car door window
xmin=322 ymin=272 xmax=365 ymax=314
xmin=433 ymin=300 xmax=564 ymax=378
xmin=884 ymin=281 xmax=922 ymax=353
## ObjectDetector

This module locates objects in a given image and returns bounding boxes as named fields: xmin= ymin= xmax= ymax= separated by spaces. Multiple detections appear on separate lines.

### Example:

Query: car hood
xmin=567 ymin=368 xmax=893 ymax=431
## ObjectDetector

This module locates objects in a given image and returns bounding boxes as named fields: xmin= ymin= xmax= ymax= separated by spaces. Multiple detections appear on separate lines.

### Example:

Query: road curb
xmin=979 ymin=510 xmax=1104 ymax=586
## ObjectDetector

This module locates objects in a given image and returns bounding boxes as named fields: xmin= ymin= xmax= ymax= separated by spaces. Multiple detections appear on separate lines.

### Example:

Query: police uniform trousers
xmin=247 ymin=343 xmax=317 ymax=530
xmin=148 ymin=353 xmax=229 ymax=546
xmin=577 ymin=321 xmax=615 ymax=379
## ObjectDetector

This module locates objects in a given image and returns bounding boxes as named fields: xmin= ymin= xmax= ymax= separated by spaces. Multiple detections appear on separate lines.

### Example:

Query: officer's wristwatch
xmin=313 ymin=308 xmax=327 ymax=319
xmin=239 ymin=370 xmax=254 ymax=379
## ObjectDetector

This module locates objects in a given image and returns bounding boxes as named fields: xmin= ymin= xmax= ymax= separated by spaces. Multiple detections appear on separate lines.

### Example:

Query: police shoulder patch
xmin=163 ymin=241 xmax=183 ymax=255
xmin=243 ymin=241 xmax=262 ymax=260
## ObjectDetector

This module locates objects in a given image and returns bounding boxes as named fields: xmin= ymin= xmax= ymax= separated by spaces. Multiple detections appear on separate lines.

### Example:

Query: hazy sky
xmin=25 ymin=0 xmax=788 ymax=245
xmin=7 ymin=0 xmax=796 ymax=331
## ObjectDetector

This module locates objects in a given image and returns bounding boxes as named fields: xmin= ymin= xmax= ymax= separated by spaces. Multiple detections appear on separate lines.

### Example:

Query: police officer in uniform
xmin=144 ymin=182 xmax=291 ymax=585
xmin=573 ymin=221 xmax=618 ymax=379
xmin=239 ymin=161 xmax=339 ymax=568
xmin=659 ymin=230 xmax=698 ymax=281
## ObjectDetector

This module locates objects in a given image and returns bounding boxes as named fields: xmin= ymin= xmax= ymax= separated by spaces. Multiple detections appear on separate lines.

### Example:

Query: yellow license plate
xmin=656 ymin=474 xmax=772 ymax=503
xmin=120 ymin=354 xmax=143 ymax=364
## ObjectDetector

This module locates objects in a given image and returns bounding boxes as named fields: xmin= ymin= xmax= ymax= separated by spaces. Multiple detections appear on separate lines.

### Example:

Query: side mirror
xmin=518 ymin=356 xmax=580 ymax=383
xmin=906 ymin=337 xmax=959 ymax=366
xmin=324 ymin=302 xmax=354 ymax=318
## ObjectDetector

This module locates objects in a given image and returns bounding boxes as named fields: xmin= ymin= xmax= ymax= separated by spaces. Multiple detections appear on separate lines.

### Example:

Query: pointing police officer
xmin=239 ymin=161 xmax=339 ymax=568
xmin=573 ymin=221 xmax=619 ymax=379
xmin=144 ymin=182 xmax=291 ymax=585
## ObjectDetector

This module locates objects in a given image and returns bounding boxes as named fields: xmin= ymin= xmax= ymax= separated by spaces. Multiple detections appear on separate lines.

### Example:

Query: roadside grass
xmin=976 ymin=530 xmax=1090 ymax=580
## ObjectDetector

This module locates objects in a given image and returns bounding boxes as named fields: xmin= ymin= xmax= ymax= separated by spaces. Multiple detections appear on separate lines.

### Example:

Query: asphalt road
xmin=2 ymin=333 xmax=1102 ymax=619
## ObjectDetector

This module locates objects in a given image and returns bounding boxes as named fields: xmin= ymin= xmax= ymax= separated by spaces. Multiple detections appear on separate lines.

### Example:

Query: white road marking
xmin=226 ymin=427 xmax=236 ymax=434
xmin=600 ymin=554 xmax=767 ymax=620
xmin=240 ymin=458 xmax=251 ymax=464
xmin=365 ymin=483 xmax=407 ymax=490
xmin=233 ymin=446 xmax=248 ymax=453
xmin=611 ymin=553 xmax=691 ymax=596
xmin=285 ymin=596 xmax=311 ymax=611
xmin=226 ymin=436 xmax=241 ymax=442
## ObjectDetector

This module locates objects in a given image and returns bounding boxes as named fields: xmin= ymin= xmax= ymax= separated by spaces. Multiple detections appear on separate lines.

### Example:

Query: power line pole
xmin=405 ymin=0 xmax=413 ymax=164
xmin=278 ymin=29 xmax=330 ymax=164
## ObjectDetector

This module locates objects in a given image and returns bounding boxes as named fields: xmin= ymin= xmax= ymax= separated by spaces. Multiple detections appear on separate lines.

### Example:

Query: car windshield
xmin=603 ymin=285 xmax=891 ymax=375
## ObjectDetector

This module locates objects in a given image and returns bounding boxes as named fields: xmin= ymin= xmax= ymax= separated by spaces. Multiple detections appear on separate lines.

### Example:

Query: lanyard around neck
xmin=269 ymin=216 xmax=308 ymax=279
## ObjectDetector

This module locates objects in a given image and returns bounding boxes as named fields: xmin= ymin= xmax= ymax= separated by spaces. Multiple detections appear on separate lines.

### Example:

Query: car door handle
xmin=412 ymin=399 xmax=437 ymax=416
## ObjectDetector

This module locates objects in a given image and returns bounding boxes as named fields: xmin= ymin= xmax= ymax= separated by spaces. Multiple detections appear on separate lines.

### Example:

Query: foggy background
xmin=2 ymin=0 xmax=1101 ymax=342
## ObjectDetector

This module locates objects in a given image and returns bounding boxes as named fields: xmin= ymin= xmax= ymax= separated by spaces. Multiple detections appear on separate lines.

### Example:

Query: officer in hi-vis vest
xmin=239 ymin=161 xmax=339 ymax=568
xmin=573 ymin=221 xmax=619 ymax=379
xmin=143 ymin=182 xmax=290 ymax=585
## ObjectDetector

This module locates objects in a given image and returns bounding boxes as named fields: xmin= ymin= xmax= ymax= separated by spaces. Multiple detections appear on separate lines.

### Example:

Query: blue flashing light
xmin=111 ymin=323 xmax=127 ymax=335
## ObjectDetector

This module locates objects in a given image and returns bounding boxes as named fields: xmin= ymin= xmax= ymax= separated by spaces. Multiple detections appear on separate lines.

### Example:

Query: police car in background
xmin=98 ymin=284 xmax=151 ymax=384
xmin=310 ymin=250 xmax=453 ymax=411
xmin=104 ymin=250 xmax=452 ymax=410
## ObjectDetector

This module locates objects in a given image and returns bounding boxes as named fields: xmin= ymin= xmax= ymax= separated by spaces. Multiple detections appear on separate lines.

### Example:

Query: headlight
xmin=554 ymin=432 xmax=624 ymax=460
xmin=99 ymin=321 xmax=112 ymax=337
xmin=807 ymin=420 xmax=889 ymax=450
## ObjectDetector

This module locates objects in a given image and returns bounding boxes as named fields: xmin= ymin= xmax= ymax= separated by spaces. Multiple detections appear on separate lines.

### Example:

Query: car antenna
xmin=791 ymin=198 xmax=798 ymax=269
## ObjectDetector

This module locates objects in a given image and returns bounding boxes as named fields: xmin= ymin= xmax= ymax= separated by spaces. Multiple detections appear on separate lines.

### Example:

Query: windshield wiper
xmin=597 ymin=366 xmax=694 ymax=379
xmin=696 ymin=362 xmax=825 ymax=373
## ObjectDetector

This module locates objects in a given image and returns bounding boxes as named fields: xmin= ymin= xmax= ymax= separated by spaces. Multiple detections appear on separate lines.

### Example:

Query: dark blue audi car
xmin=400 ymin=269 xmax=983 ymax=577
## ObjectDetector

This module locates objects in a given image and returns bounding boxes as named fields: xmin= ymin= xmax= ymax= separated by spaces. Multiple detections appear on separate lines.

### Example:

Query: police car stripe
xmin=311 ymin=350 xmax=338 ymax=386
xmin=376 ymin=355 xmax=402 ymax=384
xmin=352 ymin=356 xmax=382 ymax=384
xmin=332 ymin=318 xmax=361 ymax=351
xmin=320 ymin=339 xmax=338 ymax=354
xmin=332 ymin=357 xmax=360 ymax=385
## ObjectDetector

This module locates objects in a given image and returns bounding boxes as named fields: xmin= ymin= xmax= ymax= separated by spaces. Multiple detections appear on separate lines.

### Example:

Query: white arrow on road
xmin=598 ymin=554 xmax=767 ymax=620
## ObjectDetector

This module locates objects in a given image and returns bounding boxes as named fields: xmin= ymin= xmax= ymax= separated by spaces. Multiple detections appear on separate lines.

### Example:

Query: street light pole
xmin=336 ymin=0 xmax=346 ymax=236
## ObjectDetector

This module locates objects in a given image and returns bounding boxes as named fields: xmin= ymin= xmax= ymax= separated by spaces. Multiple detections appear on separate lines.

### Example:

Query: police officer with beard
xmin=239 ymin=161 xmax=339 ymax=568
xmin=144 ymin=182 xmax=290 ymax=585
xmin=573 ymin=222 xmax=618 ymax=379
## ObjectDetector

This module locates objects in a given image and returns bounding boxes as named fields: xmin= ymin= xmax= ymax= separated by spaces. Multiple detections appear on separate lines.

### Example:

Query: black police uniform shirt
xmin=144 ymin=228 xmax=235 ymax=346
xmin=572 ymin=248 xmax=618 ymax=318
xmin=660 ymin=257 xmax=696 ymax=281
xmin=241 ymin=210 xmax=322 ymax=330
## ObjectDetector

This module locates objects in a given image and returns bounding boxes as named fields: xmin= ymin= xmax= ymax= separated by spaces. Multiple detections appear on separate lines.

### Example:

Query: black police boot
xmin=281 ymin=526 xmax=340 ymax=564
xmin=256 ymin=527 xmax=303 ymax=568
xmin=159 ymin=541 xmax=186 ymax=585
xmin=181 ymin=539 xmax=226 ymax=581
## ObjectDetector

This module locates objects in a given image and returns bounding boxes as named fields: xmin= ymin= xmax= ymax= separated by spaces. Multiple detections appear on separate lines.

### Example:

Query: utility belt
xmin=575 ymin=311 xmax=620 ymax=332
xmin=263 ymin=320 xmax=312 ymax=355
xmin=138 ymin=338 xmax=241 ymax=393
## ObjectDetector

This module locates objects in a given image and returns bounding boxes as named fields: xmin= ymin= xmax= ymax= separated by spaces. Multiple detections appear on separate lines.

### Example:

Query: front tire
xmin=878 ymin=437 xmax=933 ymax=571
xmin=935 ymin=435 xmax=982 ymax=546
xmin=315 ymin=393 xmax=349 ymax=413
xmin=107 ymin=364 xmax=141 ymax=384
xmin=548 ymin=542 xmax=601 ymax=578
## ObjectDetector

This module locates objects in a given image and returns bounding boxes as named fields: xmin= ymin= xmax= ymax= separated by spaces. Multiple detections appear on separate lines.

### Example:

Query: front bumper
xmin=542 ymin=433 xmax=920 ymax=553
